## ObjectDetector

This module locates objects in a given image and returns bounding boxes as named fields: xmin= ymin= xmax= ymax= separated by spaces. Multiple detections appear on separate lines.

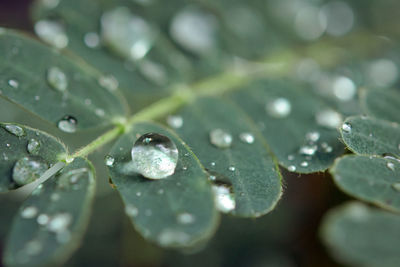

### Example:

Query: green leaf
xmin=0 ymin=30 xmax=128 ymax=131
xmin=320 ymin=202 xmax=400 ymax=267
xmin=174 ymin=97 xmax=282 ymax=217
xmin=340 ymin=116 xmax=400 ymax=157
xmin=107 ymin=122 xmax=219 ymax=248
xmin=361 ymin=89 xmax=400 ymax=124
xmin=331 ymin=155 xmax=400 ymax=213
xmin=230 ymin=79 xmax=345 ymax=173
xmin=0 ymin=122 xmax=66 ymax=192
xmin=3 ymin=157 xmax=96 ymax=267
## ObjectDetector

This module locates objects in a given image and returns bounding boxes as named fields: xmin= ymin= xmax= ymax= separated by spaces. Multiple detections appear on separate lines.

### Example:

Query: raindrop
xmin=47 ymin=67 xmax=68 ymax=92
xmin=4 ymin=124 xmax=25 ymax=137
xmin=239 ymin=132 xmax=255 ymax=144
xmin=27 ymin=139 xmax=40 ymax=155
xmin=57 ymin=115 xmax=78 ymax=133
xmin=341 ymin=122 xmax=352 ymax=133
xmin=170 ymin=6 xmax=218 ymax=55
xmin=21 ymin=206 xmax=38 ymax=219
xmin=34 ymin=20 xmax=68 ymax=49
xmin=209 ymin=129 xmax=233 ymax=148
xmin=299 ymin=145 xmax=317 ymax=156
xmin=8 ymin=79 xmax=19 ymax=88
xmin=105 ymin=155 xmax=115 ymax=167
xmin=101 ymin=7 xmax=157 ymax=61
xmin=212 ymin=183 xmax=235 ymax=213
xmin=50 ymin=193 xmax=60 ymax=202
xmin=288 ymin=165 xmax=296 ymax=172
xmin=125 ymin=204 xmax=138 ymax=217
xmin=83 ymin=32 xmax=100 ymax=48
xmin=136 ymin=191 xmax=142 ymax=197
xmin=332 ymin=76 xmax=356 ymax=101
xmin=167 ymin=115 xmax=183 ymax=129
xmin=387 ymin=162 xmax=395 ymax=171
xmin=266 ymin=98 xmax=291 ymax=118
xmin=315 ymin=109 xmax=343 ymax=129
xmin=98 ymin=74 xmax=118 ymax=91
xmin=12 ymin=156 xmax=48 ymax=186
xmin=177 ymin=212 xmax=195 ymax=224
xmin=47 ymin=213 xmax=72 ymax=233
xmin=130 ymin=133 xmax=179 ymax=179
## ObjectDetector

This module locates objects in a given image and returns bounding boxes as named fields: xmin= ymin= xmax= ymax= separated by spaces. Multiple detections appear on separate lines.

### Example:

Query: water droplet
xmin=125 ymin=204 xmax=138 ymax=217
xmin=228 ymin=166 xmax=236 ymax=172
xmin=210 ymin=162 xmax=216 ymax=167
xmin=177 ymin=212 xmax=195 ymax=224
xmin=130 ymin=133 xmax=178 ymax=179
xmin=321 ymin=142 xmax=333 ymax=153
xmin=170 ymin=6 xmax=218 ymax=55
xmin=101 ymin=7 xmax=157 ymax=61
xmin=158 ymin=229 xmax=190 ymax=246
xmin=105 ymin=155 xmax=115 ymax=167
xmin=392 ymin=183 xmax=400 ymax=192
xmin=212 ymin=184 xmax=235 ymax=213
xmin=47 ymin=67 xmax=68 ymax=92
xmin=209 ymin=175 xmax=216 ymax=181
xmin=8 ymin=79 xmax=19 ymax=88
xmin=305 ymin=131 xmax=320 ymax=143
xmin=299 ymin=145 xmax=317 ymax=156
xmin=341 ymin=122 xmax=352 ymax=133
xmin=166 ymin=115 xmax=183 ymax=129
xmin=315 ymin=109 xmax=343 ymax=129
xmin=387 ymin=162 xmax=395 ymax=171
xmin=300 ymin=161 xmax=309 ymax=167
xmin=136 ymin=191 xmax=142 ymax=197
xmin=34 ymin=20 xmax=68 ymax=49
xmin=98 ymin=74 xmax=118 ymax=91
xmin=239 ymin=132 xmax=255 ymax=144
xmin=288 ymin=165 xmax=296 ymax=172
xmin=266 ymin=98 xmax=291 ymax=118
xmin=47 ymin=213 xmax=72 ymax=233
xmin=95 ymin=108 xmax=105 ymax=117
xmin=57 ymin=115 xmax=78 ymax=133
xmin=27 ymin=139 xmax=40 ymax=155
xmin=209 ymin=129 xmax=233 ymax=148
xmin=12 ymin=156 xmax=48 ymax=186
xmin=83 ymin=32 xmax=100 ymax=48
xmin=37 ymin=214 xmax=50 ymax=226
xmin=21 ymin=206 xmax=38 ymax=219
xmin=288 ymin=155 xmax=295 ymax=161
xmin=4 ymin=124 xmax=25 ymax=137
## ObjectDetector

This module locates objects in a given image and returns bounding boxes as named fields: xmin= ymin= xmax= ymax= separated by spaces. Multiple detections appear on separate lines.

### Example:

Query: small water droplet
xmin=266 ymin=98 xmax=291 ymax=118
xmin=125 ymin=204 xmax=139 ymax=217
xmin=209 ymin=129 xmax=233 ymax=148
xmin=57 ymin=115 xmax=78 ymax=133
xmin=47 ymin=67 xmax=68 ymax=92
xmin=8 ymin=79 xmax=19 ymax=88
xmin=47 ymin=213 xmax=72 ymax=233
xmin=50 ymin=193 xmax=60 ymax=202
xmin=158 ymin=188 xmax=164 ymax=194
xmin=95 ymin=108 xmax=105 ymax=117
xmin=130 ymin=133 xmax=179 ymax=179
xmin=305 ymin=131 xmax=320 ymax=143
xmin=210 ymin=162 xmax=216 ymax=167
xmin=288 ymin=165 xmax=296 ymax=172
xmin=299 ymin=145 xmax=317 ymax=156
xmin=321 ymin=142 xmax=333 ymax=153
xmin=12 ymin=156 xmax=48 ymax=186
xmin=34 ymin=20 xmax=68 ymax=49
xmin=300 ymin=161 xmax=309 ymax=167
xmin=83 ymin=32 xmax=100 ymax=48
xmin=27 ymin=139 xmax=40 ymax=155
xmin=37 ymin=214 xmax=50 ymax=226
xmin=177 ymin=212 xmax=195 ymax=224
xmin=315 ymin=109 xmax=343 ymax=129
xmin=387 ymin=162 xmax=395 ymax=171
xmin=228 ymin=166 xmax=236 ymax=172
xmin=158 ymin=229 xmax=191 ymax=246
xmin=98 ymin=74 xmax=118 ymax=91
xmin=21 ymin=206 xmax=38 ymax=219
xmin=4 ymin=124 xmax=25 ymax=137
xmin=341 ymin=122 xmax=352 ymax=133
xmin=166 ymin=115 xmax=183 ymax=129
xmin=239 ymin=132 xmax=255 ymax=144
xmin=105 ymin=155 xmax=115 ymax=167
xmin=212 ymin=183 xmax=235 ymax=213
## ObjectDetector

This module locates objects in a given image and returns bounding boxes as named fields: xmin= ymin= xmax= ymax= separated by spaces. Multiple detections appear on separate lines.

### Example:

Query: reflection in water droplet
xmin=131 ymin=133 xmax=178 ymax=179
xmin=315 ymin=109 xmax=342 ymax=129
xmin=12 ymin=156 xmax=48 ymax=186
xmin=34 ymin=20 xmax=68 ymax=49
xmin=341 ymin=122 xmax=352 ymax=133
xmin=101 ymin=7 xmax=157 ymax=61
xmin=21 ymin=206 xmax=38 ymax=219
xmin=209 ymin=129 xmax=233 ymax=148
xmin=84 ymin=32 xmax=100 ymax=48
xmin=8 ymin=79 xmax=19 ymax=88
xmin=57 ymin=116 xmax=78 ymax=133
xmin=266 ymin=98 xmax=291 ymax=118
xmin=125 ymin=204 xmax=138 ymax=217
xmin=177 ymin=212 xmax=195 ymax=224
xmin=170 ymin=6 xmax=218 ymax=55
xmin=27 ymin=139 xmax=40 ymax=155
xmin=98 ymin=74 xmax=119 ymax=91
xmin=239 ymin=132 xmax=255 ymax=144
xmin=47 ymin=67 xmax=68 ymax=92
xmin=105 ymin=155 xmax=115 ymax=167
xmin=167 ymin=115 xmax=183 ymax=129
xmin=4 ymin=124 xmax=25 ymax=137
xmin=212 ymin=184 xmax=235 ymax=213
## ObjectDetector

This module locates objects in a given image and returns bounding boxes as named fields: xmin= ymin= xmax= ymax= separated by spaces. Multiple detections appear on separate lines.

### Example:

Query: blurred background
xmin=1 ymin=0 xmax=399 ymax=266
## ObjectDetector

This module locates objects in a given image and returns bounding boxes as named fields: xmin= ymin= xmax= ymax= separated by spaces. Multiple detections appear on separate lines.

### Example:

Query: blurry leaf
xmin=174 ymin=97 xmax=282 ymax=217
xmin=3 ymin=157 xmax=96 ymax=267
xmin=331 ymin=155 xmax=400 ymax=213
xmin=107 ymin=122 xmax=219 ymax=248
xmin=230 ymin=79 xmax=345 ymax=173
xmin=341 ymin=116 xmax=400 ymax=157
xmin=320 ymin=201 xmax=400 ymax=267
xmin=0 ymin=30 xmax=128 ymax=131
xmin=0 ymin=122 xmax=66 ymax=192
xmin=361 ymin=89 xmax=400 ymax=124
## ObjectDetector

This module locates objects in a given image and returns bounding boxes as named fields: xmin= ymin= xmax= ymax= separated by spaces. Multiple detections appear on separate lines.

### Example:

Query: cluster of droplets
xmin=209 ymin=128 xmax=255 ymax=148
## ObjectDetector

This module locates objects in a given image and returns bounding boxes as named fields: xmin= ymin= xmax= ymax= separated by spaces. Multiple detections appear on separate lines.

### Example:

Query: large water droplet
xmin=27 ymin=139 xmax=41 ymax=155
xmin=209 ymin=129 xmax=233 ymax=148
xmin=341 ymin=122 xmax=352 ymax=133
xmin=315 ymin=109 xmax=343 ymax=129
xmin=130 ymin=133 xmax=179 ymax=179
xmin=101 ymin=7 xmax=157 ymax=61
xmin=170 ymin=6 xmax=218 ymax=55
xmin=212 ymin=183 xmax=235 ymax=213
xmin=47 ymin=67 xmax=68 ymax=92
xmin=266 ymin=98 xmax=291 ymax=118
xmin=57 ymin=116 xmax=78 ymax=133
xmin=34 ymin=20 xmax=68 ymax=49
xmin=4 ymin=124 xmax=26 ymax=137
xmin=239 ymin=132 xmax=255 ymax=144
xmin=12 ymin=156 xmax=48 ymax=186
xmin=166 ymin=115 xmax=183 ymax=129
xmin=8 ymin=79 xmax=19 ymax=88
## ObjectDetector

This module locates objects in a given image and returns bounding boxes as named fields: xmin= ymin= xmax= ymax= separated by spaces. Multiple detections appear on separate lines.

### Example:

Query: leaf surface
xmin=361 ymin=89 xmax=400 ymax=124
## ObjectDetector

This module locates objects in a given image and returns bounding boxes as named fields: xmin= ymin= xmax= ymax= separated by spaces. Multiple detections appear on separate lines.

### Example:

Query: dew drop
xmin=21 ymin=206 xmax=38 ymax=219
xmin=83 ymin=32 xmax=100 ymax=48
xmin=4 ymin=124 xmax=25 ymax=137
xmin=210 ymin=162 xmax=216 ymax=167
xmin=288 ymin=165 xmax=296 ymax=172
xmin=130 ymin=133 xmax=179 ymax=179
xmin=315 ymin=109 xmax=343 ymax=129
xmin=299 ymin=145 xmax=317 ymax=156
xmin=8 ymin=79 xmax=19 ymax=88
xmin=288 ymin=154 xmax=295 ymax=161
xmin=12 ymin=156 xmax=48 ymax=186
xmin=212 ymin=183 xmax=235 ymax=213
xmin=228 ymin=166 xmax=236 ymax=172
xmin=125 ymin=204 xmax=139 ymax=217
xmin=47 ymin=213 xmax=72 ymax=233
xmin=34 ymin=20 xmax=68 ymax=49
xmin=387 ymin=162 xmax=395 ymax=171
xmin=239 ymin=132 xmax=255 ymax=144
xmin=209 ymin=129 xmax=233 ymax=148
xmin=300 ymin=161 xmax=309 ymax=167
xmin=27 ymin=139 xmax=41 ymax=155
xmin=105 ymin=155 xmax=115 ymax=167
xmin=57 ymin=115 xmax=78 ymax=133
xmin=341 ymin=122 xmax=352 ymax=133
xmin=166 ymin=115 xmax=183 ymax=129
xmin=266 ymin=98 xmax=291 ymax=118
xmin=47 ymin=67 xmax=68 ymax=92
xmin=177 ymin=212 xmax=195 ymax=224
xmin=98 ymin=74 xmax=119 ymax=91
